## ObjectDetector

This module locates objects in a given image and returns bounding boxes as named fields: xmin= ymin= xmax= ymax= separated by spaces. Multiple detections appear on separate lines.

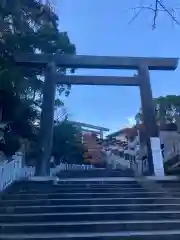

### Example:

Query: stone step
xmin=6 ymin=187 xmax=147 ymax=194
xmin=150 ymin=181 xmax=180 ymax=191
xmin=3 ymin=178 xmax=180 ymax=240
xmin=1 ymin=192 xmax=170 ymax=200
xmin=6 ymin=180 xmax=140 ymax=193
xmin=55 ymin=179 xmax=137 ymax=184
xmin=157 ymin=180 xmax=180 ymax=186
xmin=14 ymin=179 xmax=138 ymax=184
xmin=1 ymin=197 xmax=177 ymax=206
xmin=55 ymin=182 xmax=139 ymax=186
xmin=1 ymin=210 xmax=180 ymax=223
xmin=57 ymin=170 xmax=134 ymax=178
xmin=1 ymin=220 xmax=180 ymax=234
xmin=8 ymin=183 xmax=142 ymax=191
xmin=1 ymin=203 xmax=180 ymax=214
xmin=9 ymin=183 xmax=141 ymax=189
xmin=1 ymin=230 xmax=180 ymax=239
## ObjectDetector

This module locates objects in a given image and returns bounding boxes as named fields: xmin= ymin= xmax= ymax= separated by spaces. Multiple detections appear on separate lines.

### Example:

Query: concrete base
xmin=54 ymin=176 xmax=180 ymax=182
xmin=28 ymin=176 xmax=58 ymax=181
xmin=145 ymin=175 xmax=180 ymax=181
xmin=151 ymin=137 xmax=165 ymax=177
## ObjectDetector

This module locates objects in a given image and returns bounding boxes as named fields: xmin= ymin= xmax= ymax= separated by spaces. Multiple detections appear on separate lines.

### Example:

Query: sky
xmin=54 ymin=0 xmax=180 ymax=133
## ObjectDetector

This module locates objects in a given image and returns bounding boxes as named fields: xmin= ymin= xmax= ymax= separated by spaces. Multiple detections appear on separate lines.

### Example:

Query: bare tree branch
xmin=158 ymin=0 xmax=180 ymax=26
xmin=128 ymin=7 xmax=144 ymax=25
xmin=152 ymin=0 xmax=158 ymax=29
xmin=129 ymin=0 xmax=180 ymax=29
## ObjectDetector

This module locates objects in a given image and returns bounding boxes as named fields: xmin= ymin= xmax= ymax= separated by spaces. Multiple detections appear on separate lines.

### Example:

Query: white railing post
xmin=0 ymin=153 xmax=23 ymax=191
xmin=0 ymin=152 xmax=36 ymax=192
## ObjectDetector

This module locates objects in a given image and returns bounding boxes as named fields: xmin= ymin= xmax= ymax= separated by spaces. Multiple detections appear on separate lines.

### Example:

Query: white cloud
xmin=126 ymin=116 xmax=136 ymax=126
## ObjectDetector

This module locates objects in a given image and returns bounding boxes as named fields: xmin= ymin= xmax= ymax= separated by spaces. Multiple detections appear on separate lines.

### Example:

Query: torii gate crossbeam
xmin=15 ymin=54 xmax=177 ymax=70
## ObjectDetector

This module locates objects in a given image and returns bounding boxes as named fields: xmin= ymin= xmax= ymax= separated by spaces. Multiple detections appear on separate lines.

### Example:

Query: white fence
xmin=0 ymin=154 xmax=95 ymax=192
xmin=0 ymin=156 xmax=34 ymax=192
xmin=55 ymin=163 xmax=94 ymax=171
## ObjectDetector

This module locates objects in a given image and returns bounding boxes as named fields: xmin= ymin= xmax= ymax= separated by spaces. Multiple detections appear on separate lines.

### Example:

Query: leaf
xmin=54 ymin=98 xmax=64 ymax=107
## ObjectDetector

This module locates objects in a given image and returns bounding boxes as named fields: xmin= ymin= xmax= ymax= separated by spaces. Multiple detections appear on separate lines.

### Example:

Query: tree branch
xmin=158 ymin=0 xmax=180 ymax=26
xmin=152 ymin=0 xmax=158 ymax=29
xmin=128 ymin=7 xmax=144 ymax=25
xmin=129 ymin=0 xmax=180 ymax=29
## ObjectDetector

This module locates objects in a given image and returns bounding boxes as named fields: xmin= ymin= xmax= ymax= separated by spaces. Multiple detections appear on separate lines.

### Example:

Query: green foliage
xmin=135 ymin=95 xmax=180 ymax=124
xmin=0 ymin=131 xmax=20 ymax=157
xmin=52 ymin=121 xmax=86 ymax=165
xmin=0 ymin=0 xmax=75 ymax=106
xmin=0 ymin=89 xmax=38 ymax=156
xmin=0 ymin=0 xmax=76 ymax=157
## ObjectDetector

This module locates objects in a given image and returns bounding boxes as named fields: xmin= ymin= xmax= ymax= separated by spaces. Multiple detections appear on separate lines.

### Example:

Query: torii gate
xmin=69 ymin=121 xmax=109 ymax=139
xmin=14 ymin=54 xmax=178 ymax=176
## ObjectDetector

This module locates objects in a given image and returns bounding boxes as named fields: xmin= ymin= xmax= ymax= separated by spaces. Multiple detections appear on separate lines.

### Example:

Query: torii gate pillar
xmin=139 ymin=65 xmax=164 ymax=176
xmin=35 ymin=62 xmax=56 ymax=176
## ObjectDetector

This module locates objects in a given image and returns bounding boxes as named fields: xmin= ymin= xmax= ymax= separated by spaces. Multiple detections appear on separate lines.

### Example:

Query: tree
xmin=0 ymin=0 xmax=75 ymax=110
xmin=135 ymin=95 xmax=180 ymax=125
xmin=0 ymin=0 xmax=75 ymax=157
xmin=52 ymin=121 xmax=87 ymax=165
xmin=0 ymin=89 xmax=38 ymax=157
xmin=129 ymin=1 xmax=180 ymax=29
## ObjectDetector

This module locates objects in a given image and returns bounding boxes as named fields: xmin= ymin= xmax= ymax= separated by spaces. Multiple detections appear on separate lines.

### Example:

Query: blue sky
xmin=55 ymin=0 xmax=180 ymax=133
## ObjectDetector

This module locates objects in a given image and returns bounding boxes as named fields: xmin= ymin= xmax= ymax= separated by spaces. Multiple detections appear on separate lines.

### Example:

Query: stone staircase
xmin=1 ymin=170 xmax=180 ymax=239
xmin=57 ymin=168 xmax=134 ymax=179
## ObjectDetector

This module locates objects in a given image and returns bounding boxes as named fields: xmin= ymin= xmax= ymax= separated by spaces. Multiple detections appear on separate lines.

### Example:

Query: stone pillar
xmin=138 ymin=65 xmax=164 ymax=176
xmin=0 ymin=108 xmax=2 ymax=121
xmin=175 ymin=115 xmax=180 ymax=133
xmin=100 ymin=131 xmax=103 ymax=139
xmin=150 ymin=137 xmax=165 ymax=176
xmin=35 ymin=62 xmax=56 ymax=176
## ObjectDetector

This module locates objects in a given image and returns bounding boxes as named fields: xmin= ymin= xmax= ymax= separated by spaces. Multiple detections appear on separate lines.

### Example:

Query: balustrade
xmin=0 ymin=154 xmax=94 ymax=192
